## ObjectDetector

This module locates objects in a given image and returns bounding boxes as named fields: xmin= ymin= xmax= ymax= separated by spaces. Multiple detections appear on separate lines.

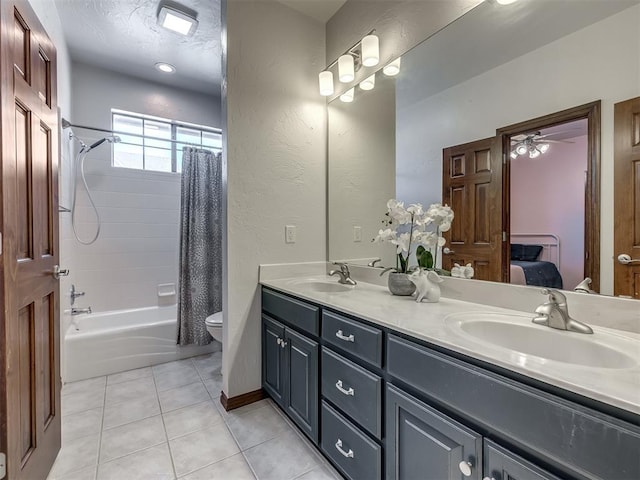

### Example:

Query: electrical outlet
xmin=285 ymin=225 xmax=297 ymax=243
xmin=353 ymin=226 xmax=362 ymax=242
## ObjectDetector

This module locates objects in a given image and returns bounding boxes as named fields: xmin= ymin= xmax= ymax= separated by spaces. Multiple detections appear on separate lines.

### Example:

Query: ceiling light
xmin=340 ymin=88 xmax=355 ymax=103
xmin=158 ymin=5 xmax=198 ymax=36
xmin=529 ymin=147 xmax=541 ymax=159
xmin=515 ymin=144 xmax=527 ymax=155
xmin=496 ymin=0 xmax=519 ymax=4
xmin=359 ymin=74 xmax=375 ymax=91
xmin=383 ymin=57 xmax=401 ymax=76
xmin=319 ymin=71 xmax=334 ymax=96
xmin=510 ymin=150 xmax=518 ymax=159
xmin=155 ymin=62 xmax=176 ymax=74
xmin=361 ymin=35 xmax=379 ymax=67
xmin=338 ymin=55 xmax=355 ymax=83
xmin=538 ymin=143 xmax=550 ymax=154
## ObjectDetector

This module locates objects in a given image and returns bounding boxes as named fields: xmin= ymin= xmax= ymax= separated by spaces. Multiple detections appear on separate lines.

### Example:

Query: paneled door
xmin=442 ymin=137 xmax=503 ymax=281
xmin=614 ymin=97 xmax=640 ymax=298
xmin=0 ymin=1 xmax=61 ymax=478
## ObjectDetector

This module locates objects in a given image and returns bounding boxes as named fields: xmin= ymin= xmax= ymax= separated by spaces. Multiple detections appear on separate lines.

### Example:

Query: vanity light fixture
xmin=158 ymin=5 xmax=198 ymax=36
xmin=359 ymin=74 xmax=375 ymax=91
xmin=318 ymin=30 xmax=378 ymax=98
xmin=340 ymin=87 xmax=355 ymax=103
xmin=338 ymin=54 xmax=355 ymax=83
xmin=383 ymin=57 xmax=401 ymax=76
xmin=155 ymin=62 xmax=176 ymax=74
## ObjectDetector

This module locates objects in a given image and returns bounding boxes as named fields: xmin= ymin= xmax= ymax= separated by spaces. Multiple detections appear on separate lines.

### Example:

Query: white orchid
xmin=373 ymin=199 xmax=455 ymax=273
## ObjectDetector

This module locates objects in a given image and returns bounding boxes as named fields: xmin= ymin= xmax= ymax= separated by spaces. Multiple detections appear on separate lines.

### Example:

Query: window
xmin=111 ymin=109 xmax=221 ymax=173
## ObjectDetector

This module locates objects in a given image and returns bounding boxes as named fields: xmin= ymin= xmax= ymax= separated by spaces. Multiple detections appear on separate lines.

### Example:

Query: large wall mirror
xmin=328 ymin=0 xmax=640 ymax=297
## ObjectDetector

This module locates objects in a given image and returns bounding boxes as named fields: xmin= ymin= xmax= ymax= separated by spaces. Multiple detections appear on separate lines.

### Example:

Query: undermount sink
xmin=286 ymin=278 xmax=354 ymax=293
xmin=445 ymin=312 xmax=638 ymax=369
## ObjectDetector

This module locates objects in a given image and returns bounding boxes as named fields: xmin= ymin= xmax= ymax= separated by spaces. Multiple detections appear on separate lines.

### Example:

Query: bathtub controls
xmin=53 ymin=265 xmax=69 ymax=279
xmin=71 ymin=307 xmax=92 ymax=315
xmin=70 ymin=284 xmax=85 ymax=305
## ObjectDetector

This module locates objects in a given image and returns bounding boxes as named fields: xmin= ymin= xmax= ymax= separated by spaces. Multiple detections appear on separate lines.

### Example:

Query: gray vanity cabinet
xmin=483 ymin=440 xmax=561 ymax=480
xmin=386 ymin=383 xmax=482 ymax=480
xmin=262 ymin=315 xmax=285 ymax=406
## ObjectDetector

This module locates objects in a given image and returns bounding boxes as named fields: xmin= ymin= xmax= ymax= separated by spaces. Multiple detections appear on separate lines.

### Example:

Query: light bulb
xmin=318 ymin=71 xmax=334 ymax=96
xmin=338 ymin=55 xmax=355 ymax=83
xmin=538 ymin=143 xmax=550 ymax=154
xmin=359 ymin=74 xmax=375 ymax=91
xmin=361 ymin=35 xmax=379 ymax=67
xmin=496 ymin=0 xmax=518 ymax=4
xmin=340 ymin=87 xmax=355 ymax=103
xmin=383 ymin=57 xmax=401 ymax=76
xmin=529 ymin=148 xmax=541 ymax=159
xmin=515 ymin=144 xmax=527 ymax=155
xmin=510 ymin=150 xmax=518 ymax=159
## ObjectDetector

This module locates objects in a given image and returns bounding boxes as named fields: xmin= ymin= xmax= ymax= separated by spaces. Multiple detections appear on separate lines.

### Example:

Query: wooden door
xmin=614 ymin=97 xmax=640 ymax=298
xmin=442 ymin=137 xmax=503 ymax=281
xmin=1 ymin=1 xmax=61 ymax=478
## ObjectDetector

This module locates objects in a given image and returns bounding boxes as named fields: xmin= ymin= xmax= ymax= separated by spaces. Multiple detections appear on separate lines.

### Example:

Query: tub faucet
xmin=71 ymin=307 xmax=92 ymax=315
xmin=329 ymin=262 xmax=357 ymax=285
xmin=532 ymin=289 xmax=593 ymax=334
xmin=70 ymin=284 xmax=85 ymax=305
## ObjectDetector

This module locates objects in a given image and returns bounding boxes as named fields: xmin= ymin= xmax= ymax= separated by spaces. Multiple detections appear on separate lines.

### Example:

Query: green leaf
xmin=398 ymin=253 xmax=408 ymax=273
xmin=416 ymin=246 xmax=433 ymax=269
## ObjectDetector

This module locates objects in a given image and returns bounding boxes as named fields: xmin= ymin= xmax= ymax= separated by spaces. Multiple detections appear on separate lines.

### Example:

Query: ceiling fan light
xmin=515 ymin=144 xmax=527 ymax=155
xmin=529 ymin=148 xmax=541 ymax=159
xmin=538 ymin=143 xmax=550 ymax=154
xmin=338 ymin=54 xmax=355 ymax=83
xmin=510 ymin=150 xmax=518 ymax=159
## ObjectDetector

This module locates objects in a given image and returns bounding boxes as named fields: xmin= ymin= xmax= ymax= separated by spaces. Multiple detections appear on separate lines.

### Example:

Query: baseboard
xmin=220 ymin=388 xmax=266 ymax=411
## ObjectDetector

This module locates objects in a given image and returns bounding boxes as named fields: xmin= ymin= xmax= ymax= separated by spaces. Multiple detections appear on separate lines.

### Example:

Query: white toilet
xmin=205 ymin=312 xmax=223 ymax=342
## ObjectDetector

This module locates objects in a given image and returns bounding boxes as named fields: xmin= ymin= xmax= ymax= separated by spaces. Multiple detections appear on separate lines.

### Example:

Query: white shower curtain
xmin=177 ymin=148 xmax=222 ymax=345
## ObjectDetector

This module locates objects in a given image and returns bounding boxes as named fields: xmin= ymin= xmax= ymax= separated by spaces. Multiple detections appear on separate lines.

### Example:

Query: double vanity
xmin=260 ymin=268 xmax=640 ymax=480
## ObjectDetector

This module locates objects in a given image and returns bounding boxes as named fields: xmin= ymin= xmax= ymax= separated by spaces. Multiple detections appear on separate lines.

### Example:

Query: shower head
xmin=85 ymin=135 xmax=121 ymax=152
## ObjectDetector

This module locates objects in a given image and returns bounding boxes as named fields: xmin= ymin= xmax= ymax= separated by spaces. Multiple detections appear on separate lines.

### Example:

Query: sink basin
xmin=285 ymin=279 xmax=354 ymax=293
xmin=445 ymin=312 xmax=638 ymax=369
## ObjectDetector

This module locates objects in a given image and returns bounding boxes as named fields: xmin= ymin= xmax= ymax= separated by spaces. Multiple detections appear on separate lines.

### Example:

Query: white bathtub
xmin=64 ymin=305 xmax=218 ymax=382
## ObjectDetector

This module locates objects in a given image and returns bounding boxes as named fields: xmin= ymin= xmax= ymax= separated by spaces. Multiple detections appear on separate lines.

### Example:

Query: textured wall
xmin=223 ymin=0 xmax=326 ymax=398
xmin=394 ymin=5 xmax=640 ymax=294
xmin=59 ymin=62 xmax=220 ymax=321
xmin=325 ymin=0 xmax=482 ymax=98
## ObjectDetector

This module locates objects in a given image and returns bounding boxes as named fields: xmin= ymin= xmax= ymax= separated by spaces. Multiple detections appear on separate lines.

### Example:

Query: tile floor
xmin=48 ymin=353 xmax=341 ymax=480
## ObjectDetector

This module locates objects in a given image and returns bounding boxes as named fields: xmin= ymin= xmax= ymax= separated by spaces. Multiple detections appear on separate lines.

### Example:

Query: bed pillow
xmin=511 ymin=244 xmax=543 ymax=261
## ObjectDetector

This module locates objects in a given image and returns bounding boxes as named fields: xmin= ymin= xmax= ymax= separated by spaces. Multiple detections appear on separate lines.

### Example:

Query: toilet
xmin=205 ymin=312 xmax=223 ymax=343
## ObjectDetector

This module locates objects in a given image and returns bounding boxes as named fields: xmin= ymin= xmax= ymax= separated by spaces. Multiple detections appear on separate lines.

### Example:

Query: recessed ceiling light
xmin=155 ymin=62 xmax=176 ymax=74
xmin=158 ymin=5 xmax=198 ymax=36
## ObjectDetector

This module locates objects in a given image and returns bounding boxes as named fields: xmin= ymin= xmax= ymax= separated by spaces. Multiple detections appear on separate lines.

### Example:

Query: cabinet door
xmin=386 ymin=384 xmax=482 ymax=480
xmin=262 ymin=316 xmax=286 ymax=407
xmin=484 ymin=440 xmax=561 ymax=480
xmin=285 ymin=327 xmax=319 ymax=444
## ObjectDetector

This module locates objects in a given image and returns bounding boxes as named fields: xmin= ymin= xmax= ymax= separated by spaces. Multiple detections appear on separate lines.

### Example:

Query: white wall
xmin=223 ymin=0 xmax=326 ymax=398
xmin=396 ymin=5 xmax=640 ymax=295
xmin=60 ymin=63 xmax=220 ymax=318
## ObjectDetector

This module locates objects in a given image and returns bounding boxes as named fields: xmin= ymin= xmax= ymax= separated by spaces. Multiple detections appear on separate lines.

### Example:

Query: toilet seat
xmin=205 ymin=312 xmax=222 ymax=326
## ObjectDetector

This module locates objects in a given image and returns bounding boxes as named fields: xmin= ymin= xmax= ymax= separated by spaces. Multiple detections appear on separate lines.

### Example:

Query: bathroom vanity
xmin=260 ymin=276 xmax=640 ymax=480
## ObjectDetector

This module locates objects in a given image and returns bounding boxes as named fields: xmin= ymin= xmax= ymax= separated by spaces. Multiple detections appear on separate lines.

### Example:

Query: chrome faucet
xmin=70 ymin=284 xmax=85 ymax=305
xmin=71 ymin=306 xmax=92 ymax=315
xmin=574 ymin=277 xmax=597 ymax=294
xmin=367 ymin=258 xmax=382 ymax=267
xmin=329 ymin=262 xmax=357 ymax=285
xmin=532 ymin=289 xmax=593 ymax=334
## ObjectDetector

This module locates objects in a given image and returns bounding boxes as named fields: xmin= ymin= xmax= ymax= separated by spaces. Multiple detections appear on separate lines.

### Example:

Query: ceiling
xmin=53 ymin=0 xmax=345 ymax=97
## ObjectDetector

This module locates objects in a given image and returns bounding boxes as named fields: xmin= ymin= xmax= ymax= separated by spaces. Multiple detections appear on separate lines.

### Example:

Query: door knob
xmin=617 ymin=254 xmax=640 ymax=265
xmin=53 ymin=265 xmax=69 ymax=279
xmin=443 ymin=247 xmax=455 ymax=255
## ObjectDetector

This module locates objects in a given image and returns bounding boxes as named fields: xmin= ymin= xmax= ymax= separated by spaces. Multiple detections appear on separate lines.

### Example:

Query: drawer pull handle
xmin=335 ymin=439 xmax=354 ymax=458
xmin=459 ymin=461 xmax=473 ymax=477
xmin=335 ymin=380 xmax=355 ymax=396
xmin=336 ymin=330 xmax=354 ymax=342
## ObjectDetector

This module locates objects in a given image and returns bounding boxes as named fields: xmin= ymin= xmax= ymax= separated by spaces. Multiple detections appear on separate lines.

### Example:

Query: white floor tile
xmin=155 ymin=366 xmax=202 ymax=392
xmin=97 ymin=443 xmax=175 ymax=480
xmin=62 ymin=408 xmax=103 ymax=442
xmin=226 ymin=403 xmax=290 ymax=450
xmin=244 ymin=431 xmax=321 ymax=480
xmin=294 ymin=466 xmax=341 ymax=480
xmin=47 ymin=465 xmax=97 ymax=480
xmin=152 ymin=358 xmax=195 ymax=376
xmin=103 ymin=394 xmax=161 ymax=430
xmin=159 ymin=381 xmax=210 ymax=412
xmin=203 ymin=375 xmax=223 ymax=398
xmin=104 ymin=376 xmax=156 ymax=406
xmin=48 ymin=434 xmax=100 ymax=478
xmin=106 ymin=366 xmax=152 ymax=386
xmin=163 ymin=400 xmax=223 ymax=439
xmin=62 ymin=389 xmax=105 ymax=416
xmin=193 ymin=352 xmax=222 ymax=379
xmin=178 ymin=453 xmax=255 ymax=480
xmin=99 ymin=415 xmax=166 ymax=463
xmin=62 ymin=377 xmax=106 ymax=397
xmin=214 ymin=398 xmax=270 ymax=421
xmin=169 ymin=423 xmax=240 ymax=477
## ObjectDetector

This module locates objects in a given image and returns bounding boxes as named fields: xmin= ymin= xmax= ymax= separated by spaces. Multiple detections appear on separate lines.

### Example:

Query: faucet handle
xmin=541 ymin=288 xmax=566 ymax=303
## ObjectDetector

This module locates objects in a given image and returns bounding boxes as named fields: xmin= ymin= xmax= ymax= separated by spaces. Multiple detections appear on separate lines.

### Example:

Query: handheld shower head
xmin=86 ymin=135 xmax=121 ymax=151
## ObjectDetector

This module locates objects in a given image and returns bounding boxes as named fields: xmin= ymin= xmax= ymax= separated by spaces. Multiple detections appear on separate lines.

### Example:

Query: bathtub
xmin=64 ymin=305 xmax=218 ymax=382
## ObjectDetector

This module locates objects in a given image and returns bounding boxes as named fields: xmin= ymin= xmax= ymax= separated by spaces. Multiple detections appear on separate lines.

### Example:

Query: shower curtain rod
xmin=61 ymin=119 xmax=222 ymax=149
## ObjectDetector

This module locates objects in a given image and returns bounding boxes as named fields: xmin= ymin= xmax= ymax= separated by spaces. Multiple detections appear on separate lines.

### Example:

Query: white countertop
xmin=261 ymin=274 xmax=640 ymax=416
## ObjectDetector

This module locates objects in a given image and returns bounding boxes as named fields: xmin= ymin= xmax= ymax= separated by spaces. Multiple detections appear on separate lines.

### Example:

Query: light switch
xmin=353 ymin=226 xmax=362 ymax=242
xmin=285 ymin=225 xmax=297 ymax=243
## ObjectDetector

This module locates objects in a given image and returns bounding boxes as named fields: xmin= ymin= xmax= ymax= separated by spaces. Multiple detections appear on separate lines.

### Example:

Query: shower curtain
xmin=177 ymin=148 xmax=222 ymax=345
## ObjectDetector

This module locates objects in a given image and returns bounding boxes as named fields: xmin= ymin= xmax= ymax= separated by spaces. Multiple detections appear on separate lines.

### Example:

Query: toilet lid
xmin=205 ymin=312 xmax=223 ymax=325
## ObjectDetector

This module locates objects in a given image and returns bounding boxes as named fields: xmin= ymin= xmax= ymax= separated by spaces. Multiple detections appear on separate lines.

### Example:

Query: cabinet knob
xmin=280 ymin=340 xmax=287 ymax=348
xmin=276 ymin=338 xmax=282 ymax=346
xmin=459 ymin=461 xmax=473 ymax=477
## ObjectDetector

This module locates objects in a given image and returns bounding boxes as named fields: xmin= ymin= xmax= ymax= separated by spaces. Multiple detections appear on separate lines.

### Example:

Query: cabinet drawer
xmin=321 ymin=401 xmax=382 ymax=480
xmin=484 ymin=440 xmax=562 ymax=480
xmin=322 ymin=310 xmax=383 ymax=367
xmin=262 ymin=288 xmax=319 ymax=336
xmin=387 ymin=334 xmax=640 ymax=480
xmin=321 ymin=347 xmax=382 ymax=438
